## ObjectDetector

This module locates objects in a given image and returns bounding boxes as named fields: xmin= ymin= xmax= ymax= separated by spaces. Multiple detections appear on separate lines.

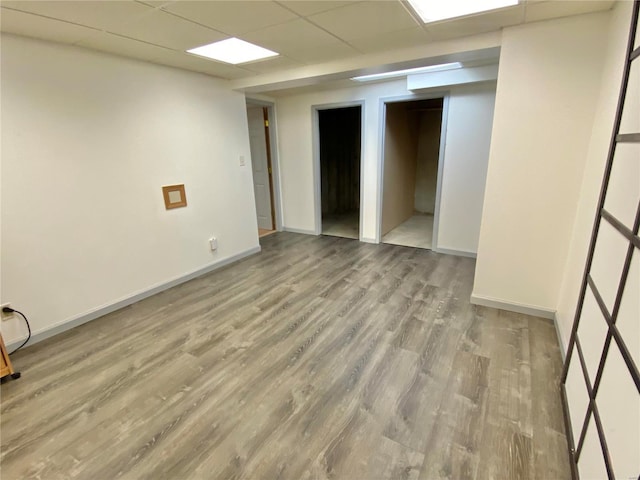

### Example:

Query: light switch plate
xmin=239 ymin=155 xmax=246 ymax=166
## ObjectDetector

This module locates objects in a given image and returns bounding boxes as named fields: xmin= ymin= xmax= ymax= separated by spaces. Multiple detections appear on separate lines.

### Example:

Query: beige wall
xmin=381 ymin=103 xmax=419 ymax=236
xmin=414 ymin=110 xmax=442 ymax=214
xmin=472 ymin=12 xmax=608 ymax=314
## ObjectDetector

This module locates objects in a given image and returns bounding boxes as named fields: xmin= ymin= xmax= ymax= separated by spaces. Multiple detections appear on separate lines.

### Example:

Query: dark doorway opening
xmin=319 ymin=106 xmax=361 ymax=239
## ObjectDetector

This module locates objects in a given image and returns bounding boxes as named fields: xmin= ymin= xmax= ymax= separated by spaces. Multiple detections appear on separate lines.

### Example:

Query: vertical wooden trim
xmin=247 ymin=99 xmax=283 ymax=232
xmin=263 ymin=107 xmax=276 ymax=230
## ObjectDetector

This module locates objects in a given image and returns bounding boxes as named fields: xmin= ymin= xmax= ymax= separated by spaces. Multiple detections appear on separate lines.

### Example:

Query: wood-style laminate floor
xmin=0 ymin=233 xmax=570 ymax=480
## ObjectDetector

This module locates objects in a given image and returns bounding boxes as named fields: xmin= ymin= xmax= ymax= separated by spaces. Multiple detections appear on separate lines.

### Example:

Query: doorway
xmin=381 ymin=98 xmax=444 ymax=250
xmin=246 ymin=104 xmax=276 ymax=238
xmin=317 ymin=105 xmax=362 ymax=240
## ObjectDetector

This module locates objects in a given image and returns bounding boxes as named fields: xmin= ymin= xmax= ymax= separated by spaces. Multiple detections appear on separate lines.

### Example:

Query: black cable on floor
xmin=3 ymin=308 xmax=31 ymax=355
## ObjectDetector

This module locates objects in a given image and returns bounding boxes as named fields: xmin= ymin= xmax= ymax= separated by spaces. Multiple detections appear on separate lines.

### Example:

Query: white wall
xmin=276 ymin=83 xmax=383 ymax=239
xmin=275 ymin=78 xmax=496 ymax=253
xmin=472 ymin=12 xmax=609 ymax=315
xmin=1 ymin=34 xmax=259 ymax=345
xmin=438 ymin=85 xmax=496 ymax=253
xmin=556 ymin=3 xmax=639 ymax=479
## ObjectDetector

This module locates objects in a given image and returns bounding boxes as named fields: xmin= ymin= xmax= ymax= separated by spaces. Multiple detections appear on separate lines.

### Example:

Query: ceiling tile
xmin=196 ymin=62 xmax=256 ymax=79
xmin=1 ymin=1 xmax=154 ymax=32
xmin=2 ymin=0 xmax=616 ymax=85
xmin=524 ymin=0 xmax=614 ymax=23
xmin=307 ymin=1 xmax=419 ymax=42
xmin=267 ymin=78 xmax=356 ymax=97
xmin=241 ymin=54 xmax=305 ymax=73
xmin=276 ymin=1 xmax=360 ymax=17
xmin=107 ymin=9 xmax=226 ymax=50
xmin=76 ymin=31 xmax=172 ymax=61
xmin=242 ymin=18 xmax=342 ymax=53
xmin=285 ymin=41 xmax=360 ymax=64
xmin=161 ymin=1 xmax=297 ymax=35
xmin=349 ymin=26 xmax=432 ymax=53
xmin=149 ymin=50 xmax=255 ymax=79
xmin=135 ymin=0 xmax=177 ymax=7
xmin=149 ymin=50 xmax=207 ymax=69
xmin=425 ymin=5 xmax=525 ymax=41
xmin=0 ymin=7 xmax=100 ymax=44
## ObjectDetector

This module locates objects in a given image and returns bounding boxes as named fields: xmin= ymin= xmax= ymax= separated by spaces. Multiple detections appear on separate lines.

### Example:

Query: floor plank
xmin=1 ymin=233 xmax=570 ymax=479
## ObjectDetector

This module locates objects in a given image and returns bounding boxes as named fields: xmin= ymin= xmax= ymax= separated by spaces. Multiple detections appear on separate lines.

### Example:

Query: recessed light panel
xmin=407 ymin=0 xmax=519 ymax=23
xmin=187 ymin=38 xmax=278 ymax=65
xmin=351 ymin=62 xmax=463 ymax=82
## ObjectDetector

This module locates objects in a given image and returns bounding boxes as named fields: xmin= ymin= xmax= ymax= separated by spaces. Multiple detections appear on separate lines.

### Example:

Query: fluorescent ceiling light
xmin=351 ymin=62 xmax=463 ymax=82
xmin=407 ymin=0 xmax=518 ymax=23
xmin=187 ymin=38 xmax=278 ymax=65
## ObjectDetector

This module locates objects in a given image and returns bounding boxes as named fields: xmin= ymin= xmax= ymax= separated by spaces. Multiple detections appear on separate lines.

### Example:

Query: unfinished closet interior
xmin=319 ymin=106 xmax=362 ymax=239
xmin=381 ymin=98 xmax=443 ymax=249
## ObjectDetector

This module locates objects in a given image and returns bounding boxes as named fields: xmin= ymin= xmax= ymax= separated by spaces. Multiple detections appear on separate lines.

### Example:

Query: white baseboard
xmin=360 ymin=237 xmax=377 ymax=244
xmin=434 ymin=247 xmax=477 ymax=258
xmin=7 ymin=246 xmax=261 ymax=351
xmin=553 ymin=313 xmax=568 ymax=361
xmin=282 ymin=227 xmax=317 ymax=235
xmin=470 ymin=293 xmax=556 ymax=320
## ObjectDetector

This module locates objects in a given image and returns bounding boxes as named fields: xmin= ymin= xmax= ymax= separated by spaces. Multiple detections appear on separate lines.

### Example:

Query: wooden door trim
xmin=263 ymin=107 xmax=276 ymax=231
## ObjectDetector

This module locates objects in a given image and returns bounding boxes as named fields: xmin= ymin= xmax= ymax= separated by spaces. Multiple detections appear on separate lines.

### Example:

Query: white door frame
xmin=245 ymin=97 xmax=283 ymax=231
xmin=376 ymin=92 xmax=450 ymax=250
xmin=311 ymin=100 xmax=365 ymax=240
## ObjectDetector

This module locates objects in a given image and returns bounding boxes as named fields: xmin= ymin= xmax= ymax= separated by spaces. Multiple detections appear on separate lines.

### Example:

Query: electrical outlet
xmin=209 ymin=237 xmax=218 ymax=251
xmin=1 ymin=303 xmax=14 ymax=320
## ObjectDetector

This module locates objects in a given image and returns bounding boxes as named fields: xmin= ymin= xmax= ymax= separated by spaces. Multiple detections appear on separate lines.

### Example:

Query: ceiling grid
xmin=0 ymin=0 xmax=615 ymax=86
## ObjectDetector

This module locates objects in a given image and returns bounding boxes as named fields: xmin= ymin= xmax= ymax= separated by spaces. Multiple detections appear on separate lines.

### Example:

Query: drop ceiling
xmin=0 ymin=0 xmax=615 ymax=85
